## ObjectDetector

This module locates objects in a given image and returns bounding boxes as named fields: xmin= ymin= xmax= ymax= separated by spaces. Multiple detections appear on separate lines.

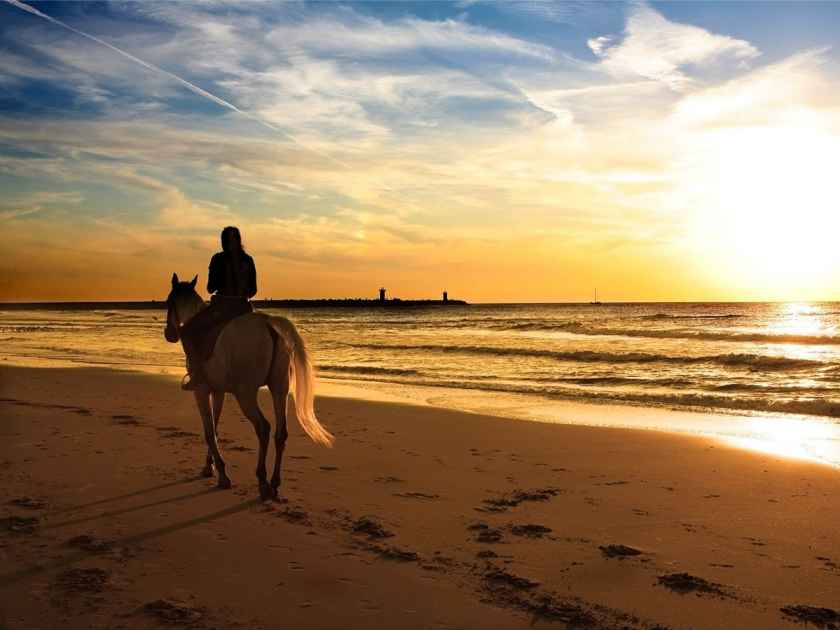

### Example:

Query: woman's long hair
xmin=221 ymin=226 xmax=245 ymax=253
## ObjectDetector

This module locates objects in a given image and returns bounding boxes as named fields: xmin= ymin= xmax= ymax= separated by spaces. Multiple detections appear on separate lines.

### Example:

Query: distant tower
xmin=379 ymin=287 xmax=386 ymax=302
xmin=443 ymin=290 xmax=448 ymax=303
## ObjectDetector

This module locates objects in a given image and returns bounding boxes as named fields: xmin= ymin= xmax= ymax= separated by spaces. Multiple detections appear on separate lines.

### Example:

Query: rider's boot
xmin=181 ymin=363 xmax=209 ymax=391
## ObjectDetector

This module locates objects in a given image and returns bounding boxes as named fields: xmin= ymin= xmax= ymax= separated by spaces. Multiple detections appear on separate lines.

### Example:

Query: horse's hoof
xmin=218 ymin=477 xmax=232 ymax=490
xmin=270 ymin=486 xmax=280 ymax=500
xmin=201 ymin=465 xmax=215 ymax=478
xmin=259 ymin=483 xmax=272 ymax=501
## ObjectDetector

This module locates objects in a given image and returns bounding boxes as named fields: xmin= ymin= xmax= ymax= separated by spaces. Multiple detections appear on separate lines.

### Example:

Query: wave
xmin=318 ymin=364 xmax=422 ymax=377
xmin=640 ymin=313 xmax=743 ymax=320
xmin=514 ymin=323 xmax=840 ymax=346
xmin=347 ymin=343 xmax=822 ymax=370
xmin=323 ymin=373 xmax=840 ymax=419
xmin=712 ymin=382 xmax=837 ymax=394
xmin=549 ymin=376 xmax=695 ymax=387
xmin=0 ymin=325 xmax=76 ymax=333
xmin=495 ymin=321 xmax=582 ymax=332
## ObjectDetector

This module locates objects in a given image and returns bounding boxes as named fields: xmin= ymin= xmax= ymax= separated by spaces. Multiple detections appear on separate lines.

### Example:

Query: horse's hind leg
xmin=202 ymin=391 xmax=225 ymax=478
xmin=235 ymin=388 xmax=272 ymax=500
xmin=194 ymin=390 xmax=230 ymax=489
xmin=269 ymin=359 xmax=291 ymax=499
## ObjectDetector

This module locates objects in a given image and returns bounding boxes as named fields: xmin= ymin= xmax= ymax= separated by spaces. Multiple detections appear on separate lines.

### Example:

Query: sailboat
xmin=590 ymin=288 xmax=602 ymax=305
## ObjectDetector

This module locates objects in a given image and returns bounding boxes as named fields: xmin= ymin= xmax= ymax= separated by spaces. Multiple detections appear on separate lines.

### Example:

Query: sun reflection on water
xmin=720 ymin=414 xmax=840 ymax=467
xmin=770 ymin=303 xmax=832 ymax=337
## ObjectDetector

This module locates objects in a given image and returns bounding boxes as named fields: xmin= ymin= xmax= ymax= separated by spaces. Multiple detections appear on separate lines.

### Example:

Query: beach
xmin=2 ymin=365 xmax=839 ymax=629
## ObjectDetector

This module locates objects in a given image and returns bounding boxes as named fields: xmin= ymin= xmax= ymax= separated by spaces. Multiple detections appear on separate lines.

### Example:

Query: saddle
xmin=190 ymin=297 xmax=254 ymax=363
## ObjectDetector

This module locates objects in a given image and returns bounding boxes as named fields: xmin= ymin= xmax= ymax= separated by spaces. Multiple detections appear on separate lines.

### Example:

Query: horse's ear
xmin=190 ymin=275 xmax=198 ymax=289
xmin=171 ymin=273 xmax=179 ymax=287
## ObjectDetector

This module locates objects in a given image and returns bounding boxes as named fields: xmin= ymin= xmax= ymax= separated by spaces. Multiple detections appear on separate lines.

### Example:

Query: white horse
xmin=164 ymin=273 xmax=333 ymax=500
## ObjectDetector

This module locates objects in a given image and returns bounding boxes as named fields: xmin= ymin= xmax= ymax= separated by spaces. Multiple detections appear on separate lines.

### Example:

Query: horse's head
xmin=164 ymin=273 xmax=203 ymax=343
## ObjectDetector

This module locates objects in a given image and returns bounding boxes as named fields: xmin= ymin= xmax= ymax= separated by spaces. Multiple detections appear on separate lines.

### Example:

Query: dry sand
xmin=1 ymin=365 xmax=839 ymax=629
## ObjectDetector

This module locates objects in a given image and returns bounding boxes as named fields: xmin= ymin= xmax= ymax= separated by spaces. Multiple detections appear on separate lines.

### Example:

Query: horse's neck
xmin=181 ymin=297 xmax=207 ymax=325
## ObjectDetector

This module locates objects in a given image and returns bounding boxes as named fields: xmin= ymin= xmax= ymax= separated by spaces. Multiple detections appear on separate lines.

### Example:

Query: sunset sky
xmin=2 ymin=1 xmax=839 ymax=302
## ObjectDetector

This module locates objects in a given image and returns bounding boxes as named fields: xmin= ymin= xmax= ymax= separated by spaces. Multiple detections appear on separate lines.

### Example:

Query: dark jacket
xmin=207 ymin=251 xmax=257 ymax=298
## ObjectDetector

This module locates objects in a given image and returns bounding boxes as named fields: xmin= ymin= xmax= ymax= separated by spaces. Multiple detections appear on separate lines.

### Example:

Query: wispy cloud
xmin=588 ymin=4 xmax=759 ymax=90
xmin=2 ymin=0 xmax=347 ymax=166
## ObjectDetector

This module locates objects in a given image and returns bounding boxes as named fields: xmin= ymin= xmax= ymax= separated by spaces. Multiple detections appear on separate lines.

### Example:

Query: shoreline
xmin=5 ymin=354 xmax=840 ymax=469
xmin=2 ymin=365 xmax=840 ymax=628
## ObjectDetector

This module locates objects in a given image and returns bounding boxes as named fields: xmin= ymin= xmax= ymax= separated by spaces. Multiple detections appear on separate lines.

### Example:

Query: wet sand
xmin=1 ymin=365 xmax=839 ymax=629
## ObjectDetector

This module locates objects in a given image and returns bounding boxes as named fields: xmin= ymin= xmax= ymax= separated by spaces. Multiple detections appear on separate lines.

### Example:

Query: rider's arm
xmin=246 ymin=255 xmax=257 ymax=299
xmin=207 ymin=254 xmax=222 ymax=295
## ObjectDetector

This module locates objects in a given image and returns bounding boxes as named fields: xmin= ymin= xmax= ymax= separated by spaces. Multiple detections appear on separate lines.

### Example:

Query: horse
xmin=163 ymin=273 xmax=334 ymax=500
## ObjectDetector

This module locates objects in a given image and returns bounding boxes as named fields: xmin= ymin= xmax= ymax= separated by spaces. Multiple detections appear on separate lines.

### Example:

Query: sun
xmin=680 ymin=115 xmax=840 ymax=296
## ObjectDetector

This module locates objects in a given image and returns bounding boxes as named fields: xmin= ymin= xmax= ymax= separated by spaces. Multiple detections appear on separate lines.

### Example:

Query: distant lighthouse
xmin=379 ymin=287 xmax=386 ymax=302
xmin=443 ymin=290 xmax=448 ymax=303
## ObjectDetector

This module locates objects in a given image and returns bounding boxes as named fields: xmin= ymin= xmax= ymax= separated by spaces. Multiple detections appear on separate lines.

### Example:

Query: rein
xmin=164 ymin=295 xmax=181 ymax=343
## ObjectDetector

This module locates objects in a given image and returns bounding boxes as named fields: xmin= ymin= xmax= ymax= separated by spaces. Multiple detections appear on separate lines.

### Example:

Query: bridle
xmin=164 ymin=292 xmax=181 ymax=343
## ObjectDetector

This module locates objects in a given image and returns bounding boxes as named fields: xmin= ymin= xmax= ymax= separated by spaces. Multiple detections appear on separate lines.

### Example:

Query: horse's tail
xmin=269 ymin=316 xmax=334 ymax=447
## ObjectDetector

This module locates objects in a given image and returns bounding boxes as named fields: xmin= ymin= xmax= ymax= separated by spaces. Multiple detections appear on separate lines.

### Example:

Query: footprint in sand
xmin=482 ymin=566 xmax=540 ymax=589
xmin=469 ymin=523 xmax=504 ymax=543
xmin=780 ymin=605 xmax=840 ymax=626
xmin=157 ymin=428 xmax=199 ymax=439
xmin=374 ymin=476 xmax=404 ymax=484
xmin=816 ymin=556 xmax=839 ymax=571
xmin=111 ymin=414 xmax=139 ymax=424
xmin=8 ymin=497 xmax=47 ymax=510
xmin=52 ymin=567 xmax=110 ymax=594
xmin=509 ymin=524 xmax=552 ymax=539
xmin=393 ymin=492 xmax=440 ymax=500
xmin=371 ymin=545 xmax=419 ymax=562
xmin=66 ymin=534 xmax=113 ymax=554
xmin=599 ymin=544 xmax=642 ymax=559
xmin=276 ymin=507 xmax=312 ymax=526
xmin=140 ymin=599 xmax=205 ymax=625
xmin=1 ymin=515 xmax=39 ymax=534
xmin=351 ymin=516 xmax=394 ymax=540
xmin=657 ymin=573 xmax=731 ymax=598
xmin=478 ymin=487 xmax=561 ymax=513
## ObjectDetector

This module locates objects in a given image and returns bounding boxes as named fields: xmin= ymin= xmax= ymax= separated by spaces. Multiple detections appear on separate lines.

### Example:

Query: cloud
xmin=670 ymin=48 xmax=833 ymax=129
xmin=0 ymin=190 xmax=83 ymax=221
xmin=264 ymin=13 xmax=555 ymax=61
xmin=589 ymin=4 xmax=759 ymax=90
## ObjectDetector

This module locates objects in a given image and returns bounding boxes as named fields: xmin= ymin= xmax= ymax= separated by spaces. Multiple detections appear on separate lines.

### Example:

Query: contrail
xmin=3 ymin=0 xmax=347 ymax=168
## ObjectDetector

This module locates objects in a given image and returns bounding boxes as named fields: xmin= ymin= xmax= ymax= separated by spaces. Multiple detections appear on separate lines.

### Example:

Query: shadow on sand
xmin=43 ymin=475 xmax=208 ymax=516
xmin=0 ymin=482 xmax=260 ymax=588
xmin=40 ymin=487 xmax=220 ymax=531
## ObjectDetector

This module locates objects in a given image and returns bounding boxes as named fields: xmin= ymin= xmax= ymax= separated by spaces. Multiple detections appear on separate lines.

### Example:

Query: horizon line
xmin=1 ymin=298 xmax=837 ymax=306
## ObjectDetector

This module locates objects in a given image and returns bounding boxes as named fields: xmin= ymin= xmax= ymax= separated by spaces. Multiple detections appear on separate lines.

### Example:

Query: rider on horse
xmin=180 ymin=226 xmax=257 ymax=390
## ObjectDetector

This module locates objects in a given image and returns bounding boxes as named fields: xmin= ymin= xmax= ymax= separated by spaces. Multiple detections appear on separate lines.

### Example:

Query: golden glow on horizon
xmin=3 ymin=14 xmax=840 ymax=302
xmin=685 ymin=119 xmax=840 ymax=294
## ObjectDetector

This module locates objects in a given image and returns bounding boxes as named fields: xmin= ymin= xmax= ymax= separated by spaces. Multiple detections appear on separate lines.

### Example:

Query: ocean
xmin=3 ymin=302 xmax=840 ymax=464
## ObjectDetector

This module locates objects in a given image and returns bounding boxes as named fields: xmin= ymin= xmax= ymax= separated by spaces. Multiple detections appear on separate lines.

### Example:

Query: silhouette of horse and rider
xmin=177 ymin=226 xmax=256 ymax=390
xmin=164 ymin=226 xmax=332 ymax=500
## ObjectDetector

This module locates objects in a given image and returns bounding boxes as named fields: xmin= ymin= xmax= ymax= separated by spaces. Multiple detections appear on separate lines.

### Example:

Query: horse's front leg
xmin=194 ymin=390 xmax=231 ymax=489
xmin=202 ymin=390 xmax=225 ymax=477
